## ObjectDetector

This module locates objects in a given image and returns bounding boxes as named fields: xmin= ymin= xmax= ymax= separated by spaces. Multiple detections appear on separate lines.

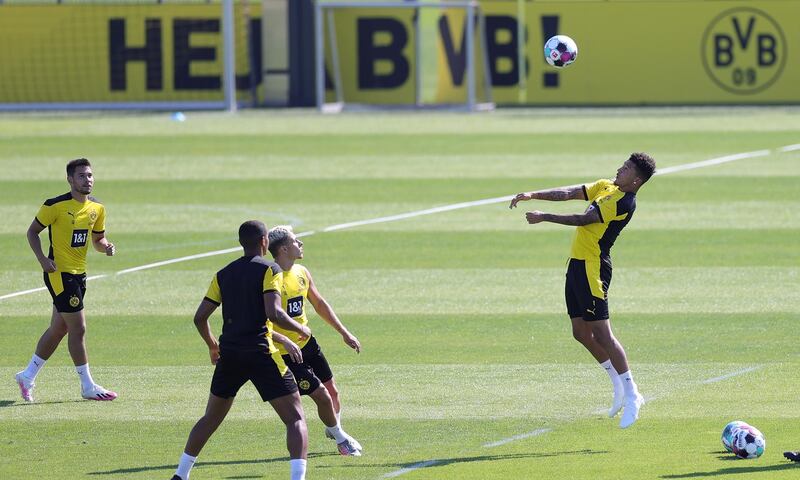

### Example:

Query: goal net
xmin=0 ymin=0 xmax=258 ymax=111
xmin=315 ymin=0 xmax=494 ymax=112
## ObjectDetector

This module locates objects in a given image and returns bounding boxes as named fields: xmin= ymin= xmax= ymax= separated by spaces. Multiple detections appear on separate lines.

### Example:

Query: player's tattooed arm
xmin=526 ymin=204 xmax=602 ymax=226
xmin=509 ymin=184 xmax=586 ymax=208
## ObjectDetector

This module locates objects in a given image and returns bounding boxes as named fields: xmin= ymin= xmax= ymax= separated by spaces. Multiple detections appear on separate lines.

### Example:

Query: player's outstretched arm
xmin=509 ymin=184 xmax=587 ymax=209
xmin=264 ymin=291 xmax=311 ymax=341
xmin=193 ymin=299 xmax=220 ymax=364
xmin=91 ymin=231 xmax=115 ymax=256
xmin=526 ymin=204 xmax=602 ymax=226
xmin=27 ymin=219 xmax=56 ymax=272
xmin=271 ymin=331 xmax=303 ymax=363
xmin=306 ymin=268 xmax=361 ymax=353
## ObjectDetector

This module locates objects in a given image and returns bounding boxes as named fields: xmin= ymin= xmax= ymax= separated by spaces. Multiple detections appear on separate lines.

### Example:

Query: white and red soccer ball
xmin=721 ymin=421 xmax=765 ymax=459
xmin=544 ymin=35 xmax=578 ymax=68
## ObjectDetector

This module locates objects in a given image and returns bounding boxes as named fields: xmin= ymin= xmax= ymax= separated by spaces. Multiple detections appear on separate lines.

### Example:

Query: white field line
xmin=701 ymin=365 xmax=762 ymax=384
xmin=483 ymin=428 xmax=552 ymax=448
xmin=381 ymin=460 xmax=443 ymax=478
xmin=653 ymin=149 xmax=770 ymax=176
xmin=1 ymin=146 xmax=792 ymax=302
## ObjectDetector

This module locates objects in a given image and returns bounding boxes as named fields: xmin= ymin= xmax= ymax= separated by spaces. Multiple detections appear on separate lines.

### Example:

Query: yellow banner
xmin=322 ymin=1 xmax=800 ymax=105
xmin=0 ymin=5 xmax=260 ymax=103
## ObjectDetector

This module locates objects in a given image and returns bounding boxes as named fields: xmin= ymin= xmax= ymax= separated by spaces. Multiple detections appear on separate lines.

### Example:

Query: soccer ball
xmin=731 ymin=424 xmax=766 ymax=459
xmin=544 ymin=35 xmax=578 ymax=68
xmin=721 ymin=420 xmax=748 ymax=452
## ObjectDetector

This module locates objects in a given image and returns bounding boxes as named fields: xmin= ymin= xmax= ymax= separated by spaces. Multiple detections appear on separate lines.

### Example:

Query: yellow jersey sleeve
xmin=93 ymin=204 xmax=106 ymax=233
xmin=205 ymin=274 xmax=221 ymax=305
xmin=584 ymin=179 xmax=613 ymax=200
xmin=264 ymin=267 xmax=282 ymax=293
xmin=35 ymin=203 xmax=57 ymax=227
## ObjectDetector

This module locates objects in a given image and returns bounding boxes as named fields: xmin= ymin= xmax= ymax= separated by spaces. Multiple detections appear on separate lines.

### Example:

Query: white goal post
xmin=314 ymin=0 xmax=494 ymax=112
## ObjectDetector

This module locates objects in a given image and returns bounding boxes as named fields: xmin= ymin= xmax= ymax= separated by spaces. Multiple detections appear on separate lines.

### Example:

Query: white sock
xmin=75 ymin=364 xmax=95 ymax=391
xmin=335 ymin=409 xmax=341 ymax=425
xmin=325 ymin=424 xmax=348 ymax=443
xmin=22 ymin=354 xmax=47 ymax=381
xmin=176 ymin=452 xmax=196 ymax=480
xmin=290 ymin=458 xmax=307 ymax=480
xmin=618 ymin=370 xmax=639 ymax=398
xmin=600 ymin=360 xmax=623 ymax=394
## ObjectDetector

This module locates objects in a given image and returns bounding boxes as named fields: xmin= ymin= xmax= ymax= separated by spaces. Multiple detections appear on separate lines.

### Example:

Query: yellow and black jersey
xmin=35 ymin=192 xmax=106 ymax=275
xmin=569 ymin=179 xmax=636 ymax=262
xmin=204 ymin=255 xmax=283 ymax=353
xmin=271 ymin=264 xmax=311 ymax=354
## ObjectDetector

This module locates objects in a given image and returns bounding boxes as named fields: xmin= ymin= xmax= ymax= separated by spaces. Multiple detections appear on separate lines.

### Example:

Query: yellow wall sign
xmin=0 ymin=5 xmax=261 ymax=103
xmin=322 ymin=1 xmax=799 ymax=105
xmin=1 ymin=2 xmax=796 ymax=105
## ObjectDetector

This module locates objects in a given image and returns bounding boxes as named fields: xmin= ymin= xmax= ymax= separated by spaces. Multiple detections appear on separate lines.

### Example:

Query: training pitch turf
xmin=1 ymin=107 xmax=799 ymax=479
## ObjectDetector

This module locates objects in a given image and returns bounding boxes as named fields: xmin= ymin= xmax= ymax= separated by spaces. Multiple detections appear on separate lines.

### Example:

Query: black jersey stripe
xmin=203 ymin=296 xmax=220 ymax=306
xmin=43 ymin=192 xmax=73 ymax=206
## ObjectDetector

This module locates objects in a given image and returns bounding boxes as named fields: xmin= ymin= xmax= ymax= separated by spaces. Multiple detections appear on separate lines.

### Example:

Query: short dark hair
xmin=267 ymin=225 xmax=293 ymax=258
xmin=238 ymin=220 xmax=267 ymax=249
xmin=66 ymin=158 xmax=91 ymax=177
xmin=629 ymin=152 xmax=656 ymax=183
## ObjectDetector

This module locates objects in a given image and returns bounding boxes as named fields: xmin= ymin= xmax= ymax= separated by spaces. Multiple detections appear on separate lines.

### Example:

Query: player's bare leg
xmin=61 ymin=310 xmax=116 ymax=400
xmin=571 ymin=317 xmax=624 ymax=417
xmin=310 ymin=385 xmax=360 ymax=456
xmin=15 ymin=307 xmax=68 ymax=402
xmin=174 ymin=393 xmax=235 ymax=480
xmin=35 ymin=306 xmax=69 ymax=359
xmin=184 ymin=393 xmax=234 ymax=456
xmin=323 ymin=378 xmax=362 ymax=451
xmin=590 ymin=319 xmax=643 ymax=428
xmin=270 ymin=392 xmax=308 ymax=480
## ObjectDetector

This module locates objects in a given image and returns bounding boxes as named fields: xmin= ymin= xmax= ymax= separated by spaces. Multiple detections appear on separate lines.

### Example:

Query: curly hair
xmin=628 ymin=152 xmax=656 ymax=183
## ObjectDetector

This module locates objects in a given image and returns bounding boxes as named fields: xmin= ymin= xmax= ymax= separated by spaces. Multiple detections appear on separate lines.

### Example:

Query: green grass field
xmin=1 ymin=107 xmax=799 ymax=479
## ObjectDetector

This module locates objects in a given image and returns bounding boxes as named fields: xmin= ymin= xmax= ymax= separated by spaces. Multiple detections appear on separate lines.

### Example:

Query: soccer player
xmin=509 ymin=153 xmax=656 ymax=429
xmin=267 ymin=225 xmax=363 ymax=456
xmin=15 ymin=158 xmax=117 ymax=402
xmin=171 ymin=220 xmax=312 ymax=480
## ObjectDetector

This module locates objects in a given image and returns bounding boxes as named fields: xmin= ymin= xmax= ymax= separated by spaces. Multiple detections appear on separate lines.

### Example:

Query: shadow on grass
xmin=0 ymin=399 xmax=82 ymax=407
xmin=316 ymin=449 xmax=609 ymax=471
xmin=87 ymin=452 xmax=339 ymax=476
xmin=661 ymin=462 xmax=799 ymax=478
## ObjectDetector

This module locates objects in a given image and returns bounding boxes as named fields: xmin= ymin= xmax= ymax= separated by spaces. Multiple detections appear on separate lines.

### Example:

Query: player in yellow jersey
xmin=267 ymin=225 xmax=363 ymax=456
xmin=510 ymin=153 xmax=656 ymax=429
xmin=15 ymin=158 xmax=117 ymax=402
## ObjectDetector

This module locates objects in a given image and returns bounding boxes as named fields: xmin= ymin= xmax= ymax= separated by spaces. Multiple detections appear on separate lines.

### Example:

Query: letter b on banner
xmin=358 ymin=18 xmax=409 ymax=89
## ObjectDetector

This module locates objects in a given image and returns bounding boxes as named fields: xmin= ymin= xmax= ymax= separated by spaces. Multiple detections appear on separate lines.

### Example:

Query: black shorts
xmin=282 ymin=336 xmax=334 ymax=395
xmin=210 ymin=349 xmax=298 ymax=401
xmin=44 ymin=272 xmax=87 ymax=313
xmin=565 ymin=258 xmax=611 ymax=321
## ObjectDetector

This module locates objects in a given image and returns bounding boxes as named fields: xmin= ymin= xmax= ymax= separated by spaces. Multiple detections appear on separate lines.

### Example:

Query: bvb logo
xmin=298 ymin=276 xmax=306 ymax=288
xmin=298 ymin=380 xmax=311 ymax=391
xmin=89 ymin=209 xmax=97 ymax=222
xmin=69 ymin=296 xmax=80 ymax=308
xmin=702 ymin=7 xmax=786 ymax=95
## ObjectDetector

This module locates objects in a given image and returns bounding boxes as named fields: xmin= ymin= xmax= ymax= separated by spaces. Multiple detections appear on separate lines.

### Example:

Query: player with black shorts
xmin=170 ymin=220 xmax=312 ymax=480
xmin=510 ymin=152 xmax=656 ymax=429
xmin=15 ymin=158 xmax=117 ymax=402
xmin=267 ymin=225 xmax=363 ymax=456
